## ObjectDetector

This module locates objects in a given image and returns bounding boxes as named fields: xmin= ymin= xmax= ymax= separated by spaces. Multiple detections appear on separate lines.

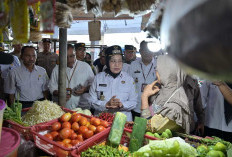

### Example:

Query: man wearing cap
xmin=93 ymin=48 xmax=106 ymax=73
xmin=0 ymin=43 xmax=20 ymax=100
xmin=75 ymin=42 xmax=98 ymax=75
xmin=74 ymin=43 xmax=86 ymax=61
xmin=5 ymin=46 xmax=48 ymax=108
xmin=124 ymin=45 xmax=136 ymax=64
xmin=89 ymin=45 xmax=137 ymax=121
xmin=128 ymin=41 xmax=157 ymax=120
xmin=49 ymin=44 xmax=94 ymax=109
xmin=36 ymin=38 xmax=58 ymax=78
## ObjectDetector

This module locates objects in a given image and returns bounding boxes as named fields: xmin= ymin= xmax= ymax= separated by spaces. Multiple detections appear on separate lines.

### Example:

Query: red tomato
xmin=86 ymin=121 xmax=90 ymax=127
xmin=79 ymin=117 xmax=88 ymax=126
xmin=76 ymin=134 xmax=84 ymax=142
xmin=44 ymin=133 xmax=53 ymax=141
xmin=60 ymin=113 xmax=72 ymax=122
xmin=92 ymin=118 xmax=101 ymax=126
xmin=50 ymin=131 xmax=59 ymax=140
xmin=56 ymin=141 xmax=65 ymax=147
xmin=52 ymin=122 xmax=61 ymax=131
xmin=78 ymin=126 xmax=88 ymax=135
xmin=70 ymin=132 xmax=78 ymax=140
xmin=71 ymin=122 xmax=79 ymax=131
xmin=64 ymin=143 xmax=72 ymax=149
xmin=59 ymin=128 xmax=72 ymax=139
xmin=71 ymin=114 xmax=82 ymax=123
xmin=62 ymin=121 xmax=71 ymax=129
xmin=83 ymin=130 xmax=94 ymax=139
xmin=90 ymin=117 xmax=96 ymax=124
xmin=88 ymin=125 xmax=96 ymax=133
xmin=96 ymin=126 xmax=105 ymax=133
xmin=56 ymin=136 xmax=63 ymax=142
xmin=56 ymin=149 xmax=69 ymax=157
xmin=70 ymin=129 xmax=74 ymax=134
xmin=100 ymin=120 xmax=109 ymax=128
xmin=71 ymin=140 xmax=80 ymax=146
xmin=72 ymin=112 xmax=77 ymax=115
xmin=62 ymin=139 xmax=71 ymax=144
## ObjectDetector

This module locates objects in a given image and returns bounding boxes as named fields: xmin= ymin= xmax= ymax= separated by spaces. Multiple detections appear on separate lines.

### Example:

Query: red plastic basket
xmin=31 ymin=114 xmax=110 ymax=156
xmin=71 ymin=128 xmax=158 ymax=157
xmin=5 ymin=107 xmax=74 ymax=140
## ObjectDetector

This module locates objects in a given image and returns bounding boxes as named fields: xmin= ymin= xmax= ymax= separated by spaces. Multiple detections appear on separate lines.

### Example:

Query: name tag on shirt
xmin=99 ymin=84 xmax=107 ymax=87
xmin=134 ymin=70 xmax=141 ymax=73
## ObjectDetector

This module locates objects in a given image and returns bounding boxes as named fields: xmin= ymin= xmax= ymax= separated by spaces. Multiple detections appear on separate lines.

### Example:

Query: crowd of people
xmin=0 ymin=39 xmax=232 ymax=142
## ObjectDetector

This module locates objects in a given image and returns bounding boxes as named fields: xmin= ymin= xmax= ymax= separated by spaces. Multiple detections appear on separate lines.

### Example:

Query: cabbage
xmin=72 ymin=108 xmax=82 ymax=112
xmin=72 ymin=108 xmax=91 ymax=116
xmin=134 ymin=137 xmax=197 ymax=157
xmin=83 ymin=109 xmax=92 ymax=116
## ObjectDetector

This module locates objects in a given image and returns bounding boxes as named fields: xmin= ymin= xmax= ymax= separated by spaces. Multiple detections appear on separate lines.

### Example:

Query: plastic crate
xmin=31 ymin=114 xmax=110 ymax=156
xmin=71 ymin=128 xmax=159 ymax=157
xmin=5 ymin=107 xmax=74 ymax=140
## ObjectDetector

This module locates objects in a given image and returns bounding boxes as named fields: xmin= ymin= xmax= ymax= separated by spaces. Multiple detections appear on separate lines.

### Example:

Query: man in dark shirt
xmin=93 ymin=48 xmax=106 ymax=73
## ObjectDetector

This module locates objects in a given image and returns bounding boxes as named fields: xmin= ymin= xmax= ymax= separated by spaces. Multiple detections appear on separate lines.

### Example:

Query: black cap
xmin=125 ymin=45 xmax=135 ymax=51
xmin=99 ymin=47 xmax=107 ymax=56
xmin=105 ymin=45 xmax=123 ymax=57
xmin=74 ymin=43 xmax=86 ymax=50
xmin=42 ymin=38 xmax=51 ymax=43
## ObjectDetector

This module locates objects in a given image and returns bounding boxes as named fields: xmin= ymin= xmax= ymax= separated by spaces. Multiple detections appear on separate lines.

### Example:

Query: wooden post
xmin=58 ymin=28 xmax=67 ymax=106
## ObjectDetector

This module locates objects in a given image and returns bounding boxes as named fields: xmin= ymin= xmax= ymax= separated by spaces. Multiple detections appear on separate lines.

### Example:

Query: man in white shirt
xmin=128 ymin=41 xmax=157 ymax=120
xmin=201 ymin=81 xmax=232 ymax=142
xmin=0 ymin=44 xmax=21 ymax=100
xmin=124 ymin=45 xmax=136 ymax=64
xmin=49 ymin=44 xmax=94 ymax=109
xmin=4 ymin=46 xmax=48 ymax=108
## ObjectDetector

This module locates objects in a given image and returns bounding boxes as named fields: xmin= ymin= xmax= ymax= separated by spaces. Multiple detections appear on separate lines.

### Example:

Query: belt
xmin=19 ymin=98 xmax=45 ymax=104
xmin=19 ymin=98 xmax=45 ymax=109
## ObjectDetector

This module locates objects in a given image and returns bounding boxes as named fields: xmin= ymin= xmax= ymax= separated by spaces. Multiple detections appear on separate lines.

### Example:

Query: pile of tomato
xmin=43 ymin=112 xmax=109 ymax=148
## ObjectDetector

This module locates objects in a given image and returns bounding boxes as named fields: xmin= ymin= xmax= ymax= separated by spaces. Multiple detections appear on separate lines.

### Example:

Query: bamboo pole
xmin=58 ymin=28 xmax=67 ymax=106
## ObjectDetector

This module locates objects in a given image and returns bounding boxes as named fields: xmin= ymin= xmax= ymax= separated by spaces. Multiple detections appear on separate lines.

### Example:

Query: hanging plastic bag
xmin=55 ymin=2 xmax=73 ymax=28
xmin=40 ymin=0 xmax=55 ymax=34
xmin=0 ymin=0 xmax=9 ymax=29
xmin=18 ymin=135 xmax=37 ymax=157
xmin=10 ymin=0 xmax=29 ymax=43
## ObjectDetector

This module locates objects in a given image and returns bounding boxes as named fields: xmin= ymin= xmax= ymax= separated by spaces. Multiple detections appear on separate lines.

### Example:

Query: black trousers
xmin=19 ymin=98 xmax=45 ymax=109
xmin=204 ymin=126 xmax=232 ymax=143
xmin=131 ymin=110 xmax=141 ymax=121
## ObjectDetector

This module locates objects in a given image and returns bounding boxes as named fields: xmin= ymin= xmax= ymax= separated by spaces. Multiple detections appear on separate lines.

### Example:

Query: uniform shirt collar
xmin=67 ymin=60 xmax=78 ymax=70
xmin=139 ymin=57 xmax=155 ymax=66
xmin=22 ymin=63 xmax=38 ymax=71
xmin=105 ymin=71 xmax=123 ymax=79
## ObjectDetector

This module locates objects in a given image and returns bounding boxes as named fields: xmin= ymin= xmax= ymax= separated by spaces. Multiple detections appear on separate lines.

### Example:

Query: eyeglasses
xmin=110 ymin=60 xmax=123 ymax=64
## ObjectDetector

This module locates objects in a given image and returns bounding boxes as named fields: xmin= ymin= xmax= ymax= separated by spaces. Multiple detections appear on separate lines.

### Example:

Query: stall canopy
xmin=68 ymin=17 xmax=142 ymax=35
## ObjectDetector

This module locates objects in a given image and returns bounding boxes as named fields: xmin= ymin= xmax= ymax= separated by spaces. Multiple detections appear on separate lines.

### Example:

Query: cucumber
xmin=108 ymin=112 xmax=127 ymax=147
xmin=129 ymin=116 xmax=147 ymax=152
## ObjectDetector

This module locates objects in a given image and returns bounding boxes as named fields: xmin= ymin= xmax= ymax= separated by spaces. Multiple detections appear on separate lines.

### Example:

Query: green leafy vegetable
xmin=134 ymin=137 xmax=198 ymax=157
xmin=81 ymin=145 xmax=130 ymax=157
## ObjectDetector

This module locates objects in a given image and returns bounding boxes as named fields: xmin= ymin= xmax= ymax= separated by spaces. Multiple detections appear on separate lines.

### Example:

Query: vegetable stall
xmin=2 ymin=99 xmax=232 ymax=157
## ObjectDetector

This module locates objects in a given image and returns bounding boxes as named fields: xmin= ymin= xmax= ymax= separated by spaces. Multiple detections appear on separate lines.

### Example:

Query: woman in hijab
xmin=141 ymin=55 xmax=192 ymax=133
xmin=89 ymin=45 xmax=137 ymax=121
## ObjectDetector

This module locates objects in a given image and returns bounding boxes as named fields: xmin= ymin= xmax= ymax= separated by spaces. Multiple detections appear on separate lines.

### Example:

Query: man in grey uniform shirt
xmin=5 ymin=46 xmax=49 ymax=108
